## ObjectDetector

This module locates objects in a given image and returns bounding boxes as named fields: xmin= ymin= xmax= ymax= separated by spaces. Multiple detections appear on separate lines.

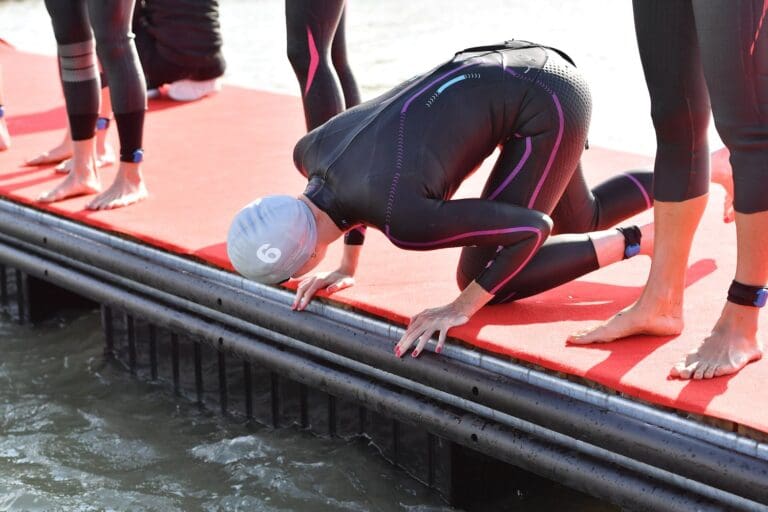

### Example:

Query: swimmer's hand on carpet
xmin=292 ymin=270 xmax=355 ymax=311
xmin=395 ymin=281 xmax=493 ymax=358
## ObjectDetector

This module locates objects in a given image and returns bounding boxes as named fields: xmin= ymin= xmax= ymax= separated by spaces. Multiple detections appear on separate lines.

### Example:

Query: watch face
xmin=625 ymin=243 xmax=641 ymax=258
xmin=755 ymin=289 xmax=768 ymax=307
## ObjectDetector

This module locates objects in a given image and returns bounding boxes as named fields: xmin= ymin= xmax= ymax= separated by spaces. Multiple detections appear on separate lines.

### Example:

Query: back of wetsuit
xmin=293 ymin=42 xmax=587 ymax=298
xmin=294 ymin=42 xmax=551 ymax=231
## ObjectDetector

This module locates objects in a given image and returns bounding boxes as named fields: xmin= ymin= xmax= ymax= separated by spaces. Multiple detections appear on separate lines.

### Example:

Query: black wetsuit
xmin=133 ymin=0 xmax=226 ymax=89
xmin=294 ymin=41 xmax=653 ymax=302
xmin=633 ymin=1 xmax=768 ymax=213
xmin=45 ymin=0 xmax=146 ymax=163
xmin=286 ymin=0 xmax=361 ymax=130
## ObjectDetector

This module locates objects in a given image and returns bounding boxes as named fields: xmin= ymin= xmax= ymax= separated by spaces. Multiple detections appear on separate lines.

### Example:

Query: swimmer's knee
xmin=94 ymin=35 xmax=133 ymax=66
xmin=534 ymin=212 xmax=553 ymax=239
xmin=650 ymin=101 xmax=709 ymax=144
xmin=286 ymin=39 xmax=310 ymax=73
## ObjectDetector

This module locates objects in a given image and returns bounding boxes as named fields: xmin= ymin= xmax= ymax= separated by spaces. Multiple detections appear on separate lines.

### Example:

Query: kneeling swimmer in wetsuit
xmin=227 ymin=40 xmax=656 ymax=358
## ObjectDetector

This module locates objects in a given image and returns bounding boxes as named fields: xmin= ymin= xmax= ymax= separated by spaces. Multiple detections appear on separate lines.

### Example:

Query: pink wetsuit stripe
xmin=624 ymin=173 xmax=652 ymax=209
xmin=751 ymin=2 xmax=768 ymax=55
xmin=488 ymin=136 xmax=532 ymax=200
xmin=401 ymin=62 xmax=476 ymax=114
xmin=528 ymin=92 xmax=563 ymax=209
xmin=305 ymin=26 xmax=319 ymax=95
xmin=385 ymin=225 xmax=540 ymax=248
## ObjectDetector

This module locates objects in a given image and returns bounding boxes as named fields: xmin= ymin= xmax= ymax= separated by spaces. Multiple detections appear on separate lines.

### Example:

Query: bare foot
xmin=38 ymin=162 xmax=101 ymax=203
xmin=568 ymin=301 xmax=683 ymax=344
xmin=710 ymin=148 xmax=734 ymax=223
xmin=55 ymin=142 xmax=116 ymax=174
xmin=0 ymin=118 xmax=10 ymax=151
xmin=26 ymin=138 xmax=73 ymax=166
xmin=87 ymin=164 xmax=147 ymax=210
xmin=670 ymin=303 xmax=763 ymax=379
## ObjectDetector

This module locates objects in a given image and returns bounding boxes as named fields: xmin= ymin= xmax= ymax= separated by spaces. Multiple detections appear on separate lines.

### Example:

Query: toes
xmin=671 ymin=360 xmax=695 ymax=380
xmin=713 ymin=365 xmax=734 ymax=378
xmin=692 ymin=363 xmax=708 ymax=380
xmin=567 ymin=330 xmax=598 ymax=345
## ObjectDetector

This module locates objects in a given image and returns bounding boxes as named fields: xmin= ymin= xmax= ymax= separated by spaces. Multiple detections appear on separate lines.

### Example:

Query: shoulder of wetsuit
xmin=456 ymin=39 xmax=577 ymax=67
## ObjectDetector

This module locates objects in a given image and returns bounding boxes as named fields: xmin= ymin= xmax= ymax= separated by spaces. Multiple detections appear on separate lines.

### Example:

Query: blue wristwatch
xmin=624 ymin=243 xmax=641 ymax=259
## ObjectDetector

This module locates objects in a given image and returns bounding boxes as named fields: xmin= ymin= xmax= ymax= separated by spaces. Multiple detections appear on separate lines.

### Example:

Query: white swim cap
xmin=227 ymin=195 xmax=318 ymax=284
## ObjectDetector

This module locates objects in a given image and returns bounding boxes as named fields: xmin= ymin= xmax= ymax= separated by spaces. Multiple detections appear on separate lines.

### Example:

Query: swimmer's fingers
xmin=293 ymin=276 xmax=326 ymax=311
xmin=396 ymin=305 xmax=468 ymax=358
xmin=435 ymin=329 xmax=448 ymax=355
xmin=412 ymin=325 xmax=439 ymax=358
xmin=395 ymin=312 xmax=429 ymax=357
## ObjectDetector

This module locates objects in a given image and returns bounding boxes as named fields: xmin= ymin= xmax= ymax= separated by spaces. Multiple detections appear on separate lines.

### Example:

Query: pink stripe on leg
xmin=305 ymin=26 xmax=319 ymax=95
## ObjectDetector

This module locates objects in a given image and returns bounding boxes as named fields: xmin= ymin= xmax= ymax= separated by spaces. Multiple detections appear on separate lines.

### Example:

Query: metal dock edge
xmin=0 ymin=198 xmax=766 ymax=512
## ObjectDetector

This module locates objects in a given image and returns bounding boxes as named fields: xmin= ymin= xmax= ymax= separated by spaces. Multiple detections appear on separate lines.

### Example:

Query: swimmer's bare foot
xmin=26 ymin=137 xmax=72 ymax=166
xmin=37 ymin=159 xmax=100 ymax=203
xmin=87 ymin=163 xmax=147 ymax=210
xmin=568 ymin=298 xmax=683 ymax=345
xmin=670 ymin=302 xmax=763 ymax=379
xmin=710 ymin=148 xmax=734 ymax=223
xmin=0 ymin=117 xmax=9 ymax=151
xmin=55 ymin=142 xmax=115 ymax=174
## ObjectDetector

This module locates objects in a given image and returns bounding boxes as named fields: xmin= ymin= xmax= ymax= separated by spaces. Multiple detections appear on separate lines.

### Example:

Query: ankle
xmin=715 ymin=301 xmax=760 ymax=337
xmin=636 ymin=286 xmax=684 ymax=317
xmin=116 ymin=162 xmax=144 ymax=182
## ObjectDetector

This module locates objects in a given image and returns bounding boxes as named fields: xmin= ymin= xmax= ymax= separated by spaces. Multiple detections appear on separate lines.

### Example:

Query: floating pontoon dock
xmin=1 ymin=44 xmax=766 ymax=511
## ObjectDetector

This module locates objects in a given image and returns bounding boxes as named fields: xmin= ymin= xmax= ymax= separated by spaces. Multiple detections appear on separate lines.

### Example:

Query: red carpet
xmin=1 ymin=46 xmax=765 ymax=434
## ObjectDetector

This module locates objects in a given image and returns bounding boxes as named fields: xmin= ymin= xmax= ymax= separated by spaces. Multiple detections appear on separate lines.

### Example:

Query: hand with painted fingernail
xmin=394 ymin=303 xmax=468 ymax=358
xmin=292 ymin=269 xmax=355 ymax=311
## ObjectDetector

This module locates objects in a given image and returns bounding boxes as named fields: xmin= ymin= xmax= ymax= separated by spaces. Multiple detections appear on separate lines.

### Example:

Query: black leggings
xmin=633 ymin=0 xmax=768 ymax=213
xmin=44 ymin=0 xmax=146 ymax=162
xmin=285 ymin=0 xmax=360 ymax=130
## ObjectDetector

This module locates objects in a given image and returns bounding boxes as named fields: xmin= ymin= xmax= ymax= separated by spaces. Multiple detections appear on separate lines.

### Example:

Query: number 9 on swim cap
xmin=226 ymin=195 xmax=318 ymax=284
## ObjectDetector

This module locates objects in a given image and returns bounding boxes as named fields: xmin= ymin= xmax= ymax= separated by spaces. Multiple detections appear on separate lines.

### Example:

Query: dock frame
xmin=0 ymin=198 xmax=766 ymax=511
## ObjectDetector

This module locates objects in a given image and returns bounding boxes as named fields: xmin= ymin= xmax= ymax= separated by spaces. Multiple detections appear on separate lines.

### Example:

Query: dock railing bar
xmin=0 ymin=227 xmax=767 ymax=505
xmin=1 ymin=199 xmax=763 ymax=462
xmin=0 ymin=237 xmax=757 ymax=512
